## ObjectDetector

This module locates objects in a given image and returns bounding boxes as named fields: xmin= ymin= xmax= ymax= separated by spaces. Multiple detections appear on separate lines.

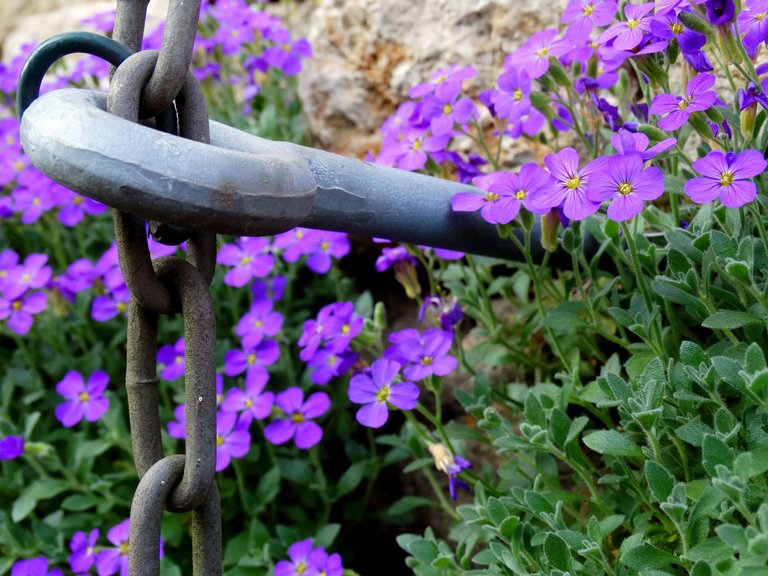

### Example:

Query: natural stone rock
xmin=297 ymin=0 xmax=568 ymax=157
xmin=2 ymin=0 xmax=169 ymax=62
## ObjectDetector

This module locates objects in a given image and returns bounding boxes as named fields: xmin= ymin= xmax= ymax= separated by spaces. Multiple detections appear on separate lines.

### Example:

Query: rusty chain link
xmin=108 ymin=2 xmax=222 ymax=574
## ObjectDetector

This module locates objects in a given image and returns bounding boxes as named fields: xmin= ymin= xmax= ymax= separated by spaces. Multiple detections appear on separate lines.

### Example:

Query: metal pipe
xmin=21 ymin=88 xmax=594 ymax=263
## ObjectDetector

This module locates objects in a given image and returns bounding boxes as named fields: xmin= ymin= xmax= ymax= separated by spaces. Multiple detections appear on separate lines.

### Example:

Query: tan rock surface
xmin=297 ymin=0 xmax=568 ymax=157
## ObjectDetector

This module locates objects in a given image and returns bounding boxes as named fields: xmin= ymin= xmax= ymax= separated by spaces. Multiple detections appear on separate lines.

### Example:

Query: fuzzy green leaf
xmin=621 ymin=543 xmax=678 ymax=570
xmin=645 ymin=461 xmax=675 ymax=502
xmin=544 ymin=533 xmax=571 ymax=571
xmin=702 ymin=310 xmax=763 ymax=330
xmin=583 ymin=430 xmax=643 ymax=458
xmin=702 ymin=434 xmax=734 ymax=476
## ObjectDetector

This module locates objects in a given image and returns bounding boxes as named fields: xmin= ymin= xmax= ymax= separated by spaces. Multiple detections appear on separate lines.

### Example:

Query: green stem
xmin=310 ymin=446 xmax=331 ymax=524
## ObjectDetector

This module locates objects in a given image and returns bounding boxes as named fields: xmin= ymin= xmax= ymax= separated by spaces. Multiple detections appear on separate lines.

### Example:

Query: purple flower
xmin=419 ymin=295 xmax=464 ymax=332
xmin=377 ymin=127 xmax=450 ymax=171
xmin=409 ymin=64 xmax=476 ymax=98
xmin=236 ymin=299 xmax=283 ymax=348
xmin=54 ymin=258 xmax=97 ymax=301
xmin=11 ymin=169 xmax=58 ymax=224
xmin=650 ymin=10 xmax=708 ymax=54
xmin=399 ymin=329 xmax=458 ymax=381
xmin=739 ymin=0 xmax=768 ymax=51
xmin=95 ymin=519 xmax=131 ymax=576
xmin=3 ymin=253 xmax=52 ymax=300
xmin=650 ymin=73 xmax=718 ymax=131
xmin=251 ymin=275 xmax=286 ymax=302
xmin=488 ymin=67 xmax=532 ymax=121
xmin=54 ymin=370 xmax=110 ymax=427
xmin=0 ymin=292 xmax=47 ymax=335
xmin=217 ymin=237 xmax=274 ymax=287
xmin=322 ymin=301 xmax=363 ymax=354
xmin=419 ymin=82 xmax=478 ymax=136
xmin=91 ymin=286 xmax=130 ymax=322
xmin=264 ymin=387 xmax=330 ymax=449
xmin=168 ymin=404 xmax=186 ymax=440
xmin=599 ymin=2 xmax=655 ymax=50
xmin=562 ymin=0 xmax=618 ymax=38
xmin=684 ymin=149 xmax=767 ymax=208
xmin=428 ymin=443 xmax=473 ymax=500
xmin=309 ymin=547 xmax=343 ymax=576
xmin=10 ymin=558 xmax=62 ymax=576
xmin=348 ymin=359 xmax=419 ymax=428
xmin=56 ymin=189 xmax=108 ymax=226
xmin=538 ymin=148 xmax=601 ymax=221
xmin=69 ymin=528 xmax=99 ymax=574
xmin=506 ymin=29 xmax=571 ymax=79
xmin=610 ymin=128 xmax=677 ymax=160
xmin=705 ymin=0 xmax=735 ymax=25
xmin=274 ymin=539 xmax=317 ymax=576
xmin=303 ymin=231 xmax=350 ymax=275
xmin=307 ymin=349 xmax=357 ymax=385
xmin=587 ymin=154 xmax=665 ymax=221
xmin=157 ymin=338 xmax=185 ymax=381
xmin=224 ymin=340 xmax=280 ymax=387
xmin=221 ymin=377 xmax=274 ymax=423
xmin=215 ymin=411 xmax=251 ymax=471
xmin=0 ymin=435 xmax=24 ymax=460
xmin=261 ymin=29 xmax=313 ymax=75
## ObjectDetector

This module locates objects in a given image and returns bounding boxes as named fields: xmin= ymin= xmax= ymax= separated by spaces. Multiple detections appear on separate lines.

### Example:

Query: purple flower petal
xmin=356 ymin=402 xmax=389 ymax=428
xmin=294 ymin=421 xmax=323 ymax=449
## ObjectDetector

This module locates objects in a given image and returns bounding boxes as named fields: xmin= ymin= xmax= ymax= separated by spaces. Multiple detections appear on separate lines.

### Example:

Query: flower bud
xmin=740 ymin=103 xmax=757 ymax=141
xmin=374 ymin=301 xmax=387 ymax=330
xmin=540 ymin=208 xmax=560 ymax=253
xmin=704 ymin=106 xmax=724 ymax=123
xmin=394 ymin=260 xmax=421 ymax=299
xmin=679 ymin=10 xmax=711 ymax=35
xmin=636 ymin=123 xmax=670 ymax=142
xmin=689 ymin=111 xmax=714 ymax=139
xmin=547 ymin=57 xmax=571 ymax=88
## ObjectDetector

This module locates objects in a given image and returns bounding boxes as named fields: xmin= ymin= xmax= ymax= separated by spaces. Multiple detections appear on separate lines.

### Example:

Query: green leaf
xmin=621 ymin=543 xmax=678 ymax=570
xmin=645 ymin=461 xmax=675 ymax=502
xmin=314 ymin=523 xmax=341 ymax=548
xmin=676 ymin=420 xmax=716 ymax=446
xmin=12 ymin=492 xmax=37 ymax=523
xmin=387 ymin=496 xmax=433 ymax=516
xmin=702 ymin=310 xmax=763 ymax=330
xmin=544 ymin=533 xmax=571 ymax=571
xmin=255 ymin=467 xmax=281 ymax=504
xmin=583 ymin=430 xmax=643 ymax=458
xmin=524 ymin=393 xmax=546 ymax=427
xmin=335 ymin=461 xmax=368 ymax=498
xmin=61 ymin=494 xmax=98 ymax=512
xmin=680 ymin=341 xmax=708 ymax=368
xmin=403 ymin=457 xmax=434 ymax=473
xmin=25 ymin=478 xmax=70 ymax=501
xmin=702 ymin=434 xmax=734 ymax=476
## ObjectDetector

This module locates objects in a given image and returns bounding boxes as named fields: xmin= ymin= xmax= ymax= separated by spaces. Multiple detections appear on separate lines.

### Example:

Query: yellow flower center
xmin=756 ymin=12 xmax=767 ymax=21
xmin=254 ymin=319 xmax=263 ymax=328
xmin=627 ymin=18 xmax=640 ymax=29
xmin=484 ymin=191 xmax=500 ymax=203
xmin=73 ymin=196 xmax=83 ymax=205
xmin=320 ymin=241 xmax=330 ymax=251
xmin=442 ymin=103 xmax=453 ymax=115
xmin=281 ymin=43 xmax=292 ymax=52
xmin=295 ymin=230 xmax=304 ymax=239
xmin=514 ymin=189 xmax=527 ymax=201
xmin=670 ymin=22 xmax=684 ymax=34
xmin=295 ymin=562 xmax=307 ymax=575
xmin=376 ymin=385 xmax=391 ymax=403
xmin=32 ymin=197 xmax=40 ymax=206
xmin=21 ymin=273 xmax=31 ymax=282
xmin=230 ymin=29 xmax=239 ymax=37
xmin=120 ymin=542 xmax=129 ymax=556
xmin=617 ymin=182 xmax=633 ymax=195
xmin=13 ymin=160 xmax=24 ymax=171
xmin=5 ymin=135 xmax=14 ymax=145
xmin=421 ymin=356 xmax=434 ymax=366
xmin=247 ymin=353 xmax=256 ymax=365
xmin=291 ymin=412 xmax=305 ymax=424
xmin=79 ymin=392 xmax=90 ymax=402
xmin=327 ymin=354 xmax=338 ymax=366
xmin=589 ymin=41 xmax=600 ymax=49
xmin=217 ymin=434 xmax=225 ymax=446
xmin=412 ymin=139 xmax=423 ymax=151
xmin=720 ymin=171 xmax=734 ymax=186
xmin=536 ymin=47 xmax=549 ymax=58
xmin=583 ymin=3 xmax=595 ymax=16
xmin=341 ymin=323 xmax=350 ymax=335
xmin=116 ymin=302 xmax=128 ymax=313
xmin=240 ymin=255 xmax=252 ymax=265
xmin=244 ymin=398 xmax=253 ymax=408
xmin=12 ymin=301 xmax=22 ymax=311
xmin=677 ymin=97 xmax=691 ymax=110
xmin=566 ymin=176 xmax=582 ymax=190
xmin=513 ymin=88 xmax=524 ymax=102
xmin=174 ymin=356 xmax=183 ymax=364
xmin=436 ymin=74 xmax=447 ymax=84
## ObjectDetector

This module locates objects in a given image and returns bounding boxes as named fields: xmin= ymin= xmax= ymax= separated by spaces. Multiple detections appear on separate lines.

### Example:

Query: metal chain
xmin=108 ymin=2 xmax=222 ymax=574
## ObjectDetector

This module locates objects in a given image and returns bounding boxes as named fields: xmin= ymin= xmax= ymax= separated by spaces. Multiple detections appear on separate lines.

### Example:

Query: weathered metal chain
xmin=108 ymin=1 xmax=221 ymax=574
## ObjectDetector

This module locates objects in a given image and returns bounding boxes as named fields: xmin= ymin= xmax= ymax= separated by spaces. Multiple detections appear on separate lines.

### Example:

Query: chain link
xmin=108 ymin=2 xmax=221 ymax=573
